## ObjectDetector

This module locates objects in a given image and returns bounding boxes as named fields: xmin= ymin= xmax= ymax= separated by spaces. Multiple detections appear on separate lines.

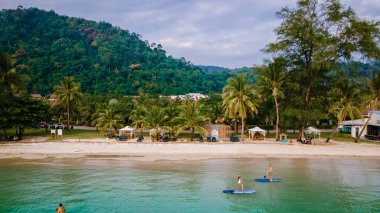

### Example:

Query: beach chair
xmin=170 ymin=137 xmax=177 ymax=142
xmin=206 ymin=137 xmax=212 ymax=142
xmin=137 ymin=136 xmax=144 ymax=142
xmin=230 ymin=136 xmax=240 ymax=142
xmin=211 ymin=137 xmax=217 ymax=142
xmin=162 ymin=136 xmax=169 ymax=142
xmin=198 ymin=136 xmax=204 ymax=142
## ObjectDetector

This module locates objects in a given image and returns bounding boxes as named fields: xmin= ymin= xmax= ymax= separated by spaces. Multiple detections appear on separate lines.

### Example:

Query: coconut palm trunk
xmin=274 ymin=95 xmax=279 ymax=141
xmin=190 ymin=127 xmax=194 ymax=141
xmin=355 ymin=102 xmax=377 ymax=143
xmin=67 ymin=100 xmax=70 ymax=130
xmin=241 ymin=117 xmax=245 ymax=139
xmin=326 ymin=111 xmax=347 ymax=143
xmin=355 ymin=109 xmax=374 ymax=143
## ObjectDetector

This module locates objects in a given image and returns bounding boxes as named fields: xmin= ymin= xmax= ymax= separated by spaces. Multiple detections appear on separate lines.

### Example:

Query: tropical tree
xmin=255 ymin=59 xmax=287 ymax=141
xmin=199 ymin=93 xmax=224 ymax=124
xmin=130 ymin=106 xmax=146 ymax=137
xmin=174 ymin=100 xmax=208 ymax=141
xmin=355 ymin=72 xmax=380 ymax=142
xmin=141 ymin=105 xmax=168 ymax=141
xmin=92 ymin=106 xmax=124 ymax=137
xmin=164 ymin=101 xmax=180 ymax=138
xmin=54 ymin=76 xmax=82 ymax=128
xmin=326 ymin=80 xmax=363 ymax=142
xmin=266 ymin=0 xmax=380 ymax=139
xmin=222 ymin=74 xmax=260 ymax=139
xmin=4 ymin=94 xmax=52 ymax=139
xmin=0 ymin=53 xmax=29 ymax=97
xmin=0 ymin=53 xmax=29 ymax=135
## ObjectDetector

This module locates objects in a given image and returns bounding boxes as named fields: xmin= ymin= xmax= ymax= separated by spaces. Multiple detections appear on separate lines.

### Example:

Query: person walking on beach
xmin=267 ymin=164 xmax=273 ymax=182
xmin=238 ymin=176 xmax=243 ymax=191
xmin=57 ymin=203 xmax=65 ymax=213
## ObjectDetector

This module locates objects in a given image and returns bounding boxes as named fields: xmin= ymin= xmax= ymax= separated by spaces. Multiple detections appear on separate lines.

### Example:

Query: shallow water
xmin=0 ymin=157 xmax=379 ymax=212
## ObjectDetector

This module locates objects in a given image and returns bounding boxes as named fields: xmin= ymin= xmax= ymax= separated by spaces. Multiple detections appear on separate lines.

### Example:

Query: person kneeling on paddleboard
xmin=238 ymin=176 xmax=243 ymax=191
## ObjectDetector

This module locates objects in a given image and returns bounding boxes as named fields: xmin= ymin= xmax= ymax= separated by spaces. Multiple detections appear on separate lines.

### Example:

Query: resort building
xmin=31 ymin=93 xmax=43 ymax=100
xmin=162 ymin=93 xmax=208 ymax=101
xmin=340 ymin=110 xmax=380 ymax=141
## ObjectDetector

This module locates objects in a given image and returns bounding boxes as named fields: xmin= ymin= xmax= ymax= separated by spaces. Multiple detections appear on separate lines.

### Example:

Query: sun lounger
xmin=206 ymin=137 xmax=212 ymax=142
xmin=137 ymin=136 xmax=144 ymax=142
xmin=211 ymin=137 xmax=217 ymax=142
xmin=230 ymin=136 xmax=240 ymax=142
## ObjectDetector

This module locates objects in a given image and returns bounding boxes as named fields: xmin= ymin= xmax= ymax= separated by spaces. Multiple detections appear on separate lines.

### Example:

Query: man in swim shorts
xmin=238 ymin=175 xmax=243 ymax=191
xmin=267 ymin=164 xmax=273 ymax=182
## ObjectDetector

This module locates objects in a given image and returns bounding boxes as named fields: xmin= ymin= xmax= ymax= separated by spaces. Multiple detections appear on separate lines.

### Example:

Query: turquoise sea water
xmin=0 ymin=157 xmax=379 ymax=212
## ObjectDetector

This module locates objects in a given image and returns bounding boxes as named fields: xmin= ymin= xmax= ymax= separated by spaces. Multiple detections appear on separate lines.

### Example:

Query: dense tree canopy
xmin=266 ymin=0 xmax=380 ymax=138
xmin=0 ymin=7 xmax=242 ymax=95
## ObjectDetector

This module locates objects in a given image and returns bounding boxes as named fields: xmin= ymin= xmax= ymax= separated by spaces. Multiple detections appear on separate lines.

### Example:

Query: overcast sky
xmin=1 ymin=0 xmax=379 ymax=68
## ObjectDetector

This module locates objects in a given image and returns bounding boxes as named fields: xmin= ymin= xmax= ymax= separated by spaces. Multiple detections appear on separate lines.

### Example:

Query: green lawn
xmin=1 ymin=128 xmax=103 ymax=139
xmin=1 ymin=128 xmax=378 ymax=144
xmin=265 ymin=131 xmax=376 ymax=143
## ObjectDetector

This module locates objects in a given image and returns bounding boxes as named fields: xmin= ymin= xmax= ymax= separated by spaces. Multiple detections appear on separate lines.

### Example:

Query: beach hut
xmin=119 ymin=126 xmax=135 ymax=139
xmin=305 ymin=126 xmax=321 ymax=140
xmin=279 ymin=133 xmax=288 ymax=143
xmin=248 ymin=127 xmax=266 ymax=140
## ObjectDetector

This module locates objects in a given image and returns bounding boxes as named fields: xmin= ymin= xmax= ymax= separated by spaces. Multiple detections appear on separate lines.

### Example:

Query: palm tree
xmin=326 ymin=81 xmax=363 ymax=143
xmin=92 ymin=107 xmax=124 ymax=137
xmin=0 ymin=53 xmax=29 ymax=135
xmin=164 ymin=102 xmax=180 ymax=138
xmin=141 ymin=105 xmax=168 ymax=141
xmin=256 ymin=59 xmax=286 ymax=141
xmin=355 ymin=72 xmax=380 ymax=142
xmin=174 ymin=100 xmax=208 ymax=141
xmin=130 ymin=106 xmax=146 ymax=137
xmin=222 ymin=74 xmax=260 ymax=139
xmin=0 ymin=53 xmax=29 ymax=96
xmin=54 ymin=76 xmax=82 ymax=129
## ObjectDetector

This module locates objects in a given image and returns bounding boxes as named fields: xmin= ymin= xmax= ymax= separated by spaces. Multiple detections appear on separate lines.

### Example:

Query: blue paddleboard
xmin=223 ymin=190 xmax=256 ymax=194
xmin=255 ymin=178 xmax=282 ymax=182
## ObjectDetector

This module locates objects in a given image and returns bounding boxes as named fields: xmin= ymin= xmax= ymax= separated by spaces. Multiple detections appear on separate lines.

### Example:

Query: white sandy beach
xmin=1 ymin=137 xmax=380 ymax=160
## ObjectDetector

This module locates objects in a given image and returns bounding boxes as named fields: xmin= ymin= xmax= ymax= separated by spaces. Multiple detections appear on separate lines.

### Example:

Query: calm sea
xmin=0 ymin=157 xmax=379 ymax=212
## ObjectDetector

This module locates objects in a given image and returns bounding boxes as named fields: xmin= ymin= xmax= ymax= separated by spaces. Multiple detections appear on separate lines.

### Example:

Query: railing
xmin=365 ymin=135 xmax=380 ymax=141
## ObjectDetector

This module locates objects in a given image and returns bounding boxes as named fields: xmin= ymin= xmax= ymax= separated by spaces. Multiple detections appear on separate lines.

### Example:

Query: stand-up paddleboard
xmin=223 ymin=190 xmax=256 ymax=194
xmin=255 ymin=178 xmax=282 ymax=182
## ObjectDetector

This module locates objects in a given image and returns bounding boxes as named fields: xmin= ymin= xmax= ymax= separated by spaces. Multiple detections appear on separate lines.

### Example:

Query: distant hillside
xmin=0 ymin=7 xmax=237 ymax=95
xmin=199 ymin=65 xmax=229 ymax=72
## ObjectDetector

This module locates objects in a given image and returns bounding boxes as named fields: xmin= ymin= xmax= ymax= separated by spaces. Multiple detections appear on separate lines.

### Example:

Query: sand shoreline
xmin=1 ymin=138 xmax=380 ymax=161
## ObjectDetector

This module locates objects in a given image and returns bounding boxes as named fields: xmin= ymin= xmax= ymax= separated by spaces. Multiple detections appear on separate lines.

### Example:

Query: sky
xmin=1 ymin=0 xmax=380 ymax=68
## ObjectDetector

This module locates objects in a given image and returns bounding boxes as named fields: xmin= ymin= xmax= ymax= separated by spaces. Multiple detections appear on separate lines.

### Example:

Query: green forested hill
xmin=0 ymin=7 xmax=238 ymax=95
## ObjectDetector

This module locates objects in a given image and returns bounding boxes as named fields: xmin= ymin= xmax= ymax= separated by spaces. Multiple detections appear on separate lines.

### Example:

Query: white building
xmin=162 ymin=93 xmax=208 ymax=101
xmin=341 ymin=111 xmax=380 ymax=140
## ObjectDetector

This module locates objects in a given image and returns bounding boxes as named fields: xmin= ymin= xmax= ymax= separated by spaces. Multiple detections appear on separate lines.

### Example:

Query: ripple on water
xmin=0 ymin=157 xmax=379 ymax=212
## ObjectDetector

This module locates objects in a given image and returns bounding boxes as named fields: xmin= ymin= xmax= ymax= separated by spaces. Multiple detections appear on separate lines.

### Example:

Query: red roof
xmin=31 ymin=94 xmax=43 ymax=99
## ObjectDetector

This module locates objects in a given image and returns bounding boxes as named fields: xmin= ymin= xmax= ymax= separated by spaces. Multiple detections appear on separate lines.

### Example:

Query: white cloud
xmin=1 ymin=0 xmax=379 ymax=68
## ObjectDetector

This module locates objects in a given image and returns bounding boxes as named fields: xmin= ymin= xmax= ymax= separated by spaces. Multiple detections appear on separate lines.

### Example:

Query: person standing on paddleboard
xmin=238 ymin=176 xmax=243 ymax=191
xmin=267 ymin=164 xmax=273 ymax=182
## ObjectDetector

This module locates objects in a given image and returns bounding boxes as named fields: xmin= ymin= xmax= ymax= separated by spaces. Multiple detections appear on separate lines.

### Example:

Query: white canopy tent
xmin=149 ymin=127 xmax=165 ymax=137
xmin=305 ymin=126 xmax=321 ymax=140
xmin=248 ymin=127 xmax=266 ymax=140
xmin=119 ymin=126 xmax=135 ymax=138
